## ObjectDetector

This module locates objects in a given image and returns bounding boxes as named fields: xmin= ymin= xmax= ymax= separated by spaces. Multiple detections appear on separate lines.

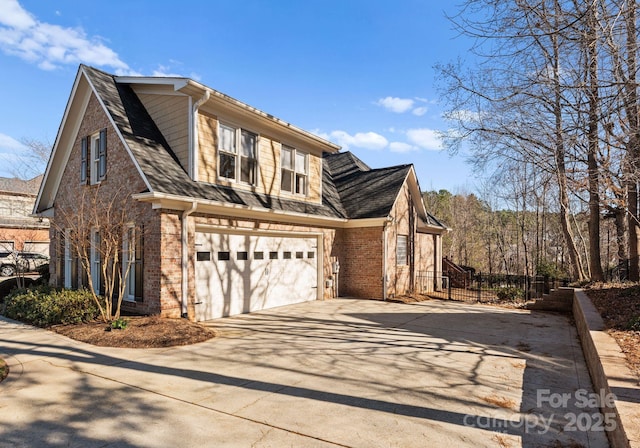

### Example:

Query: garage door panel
xmin=195 ymin=232 xmax=318 ymax=321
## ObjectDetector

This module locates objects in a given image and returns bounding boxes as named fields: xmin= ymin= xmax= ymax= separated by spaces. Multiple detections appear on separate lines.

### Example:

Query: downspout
xmin=181 ymin=202 xmax=197 ymax=318
xmin=180 ymin=90 xmax=208 ymax=317
xmin=382 ymin=217 xmax=393 ymax=301
xmin=190 ymin=90 xmax=210 ymax=180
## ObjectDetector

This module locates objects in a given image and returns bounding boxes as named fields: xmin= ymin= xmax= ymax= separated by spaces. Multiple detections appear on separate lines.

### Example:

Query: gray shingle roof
xmin=324 ymin=152 xmax=412 ymax=219
xmin=83 ymin=65 xmax=444 ymax=227
xmin=0 ymin=175 xmax=42 ymax=196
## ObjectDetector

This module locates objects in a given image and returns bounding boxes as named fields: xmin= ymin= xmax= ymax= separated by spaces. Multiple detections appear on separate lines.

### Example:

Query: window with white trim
xmin=81 ymin=129 xmax=107 ymax=184
xmin=281 ymin=146 xmax=308 ymax=195
xmin=397 ymin=235 xmax=408 ymax=266
xmin=90 ymin=229 xmax=102 ymax=295
xmin=64 ymin=229 xmax=72 ymax=289
xmin=218 ymin=123 xmax=257 ymax=184
xmin=123 ymin=226 xmax=143 ymax=302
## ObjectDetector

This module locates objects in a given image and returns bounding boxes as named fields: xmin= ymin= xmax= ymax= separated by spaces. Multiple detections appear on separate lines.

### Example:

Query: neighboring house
xmin=35 ymin=65 xmax=447 ymax=321
xmin=0 ymin=175 xmax=49 ymax=255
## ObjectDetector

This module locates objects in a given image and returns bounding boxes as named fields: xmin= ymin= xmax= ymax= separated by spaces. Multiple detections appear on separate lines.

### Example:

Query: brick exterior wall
xmin=337 ymin=226 xmax=384 ymax=298
xmin=50 ymin=92 xmax=169 ymax=317
xmin=0 ymin=228 xmax=49 ymax=252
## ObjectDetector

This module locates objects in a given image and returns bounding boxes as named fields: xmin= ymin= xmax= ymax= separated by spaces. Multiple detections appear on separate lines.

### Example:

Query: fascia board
xmin=114 ymin=76 xmax=189 ymax=91
xmin=133 ymin=192 xmax=388 ymax=229
xmin=132 ymin=192 xmax=347 ymax=226
xmin=35 ymin=70 xmax=90 ymax=213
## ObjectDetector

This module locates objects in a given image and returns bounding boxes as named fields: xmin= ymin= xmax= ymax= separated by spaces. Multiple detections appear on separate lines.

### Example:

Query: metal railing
xmin=416 ymin=271 xmax=570 ymax=303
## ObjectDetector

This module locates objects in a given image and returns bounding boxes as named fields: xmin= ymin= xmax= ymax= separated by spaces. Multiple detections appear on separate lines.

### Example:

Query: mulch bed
xmin=52 ymin=315 xmax=217 ymax=348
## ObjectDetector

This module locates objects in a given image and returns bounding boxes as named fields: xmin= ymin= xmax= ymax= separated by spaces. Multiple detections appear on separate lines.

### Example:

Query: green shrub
xmin=110 ymin=317 xmax=128 ymax=330
xmin=626 ymin=316 xmax=640 ymax=331
xmin=3 ymin=286 xmax=100 ymax=327
xmin=495 ymin=286 xmax=525 ymax=302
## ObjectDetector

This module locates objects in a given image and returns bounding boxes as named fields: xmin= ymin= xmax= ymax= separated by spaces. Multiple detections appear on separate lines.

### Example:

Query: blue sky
xmin=0 ymin=0 xmax=475 ymax=192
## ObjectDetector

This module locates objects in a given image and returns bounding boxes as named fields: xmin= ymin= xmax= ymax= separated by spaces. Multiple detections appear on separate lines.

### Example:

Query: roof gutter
xmin=181 ymin=202 xmax=198 ymax=318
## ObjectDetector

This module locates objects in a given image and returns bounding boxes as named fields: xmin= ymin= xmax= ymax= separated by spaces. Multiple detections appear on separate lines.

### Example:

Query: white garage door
xmin=194 ymin=231 xmax=319 ymax=321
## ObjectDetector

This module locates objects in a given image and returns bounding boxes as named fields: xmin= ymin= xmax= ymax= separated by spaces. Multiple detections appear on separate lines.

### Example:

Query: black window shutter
xmin=99 ymin=129 xmax=107 ymax=180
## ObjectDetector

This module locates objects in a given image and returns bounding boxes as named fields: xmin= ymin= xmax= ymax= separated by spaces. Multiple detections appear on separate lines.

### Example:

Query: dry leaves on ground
xmin=585 ymin=285 xmax=640 ymax=379
xmin=52 ymin=316 xmax=217 ymax=348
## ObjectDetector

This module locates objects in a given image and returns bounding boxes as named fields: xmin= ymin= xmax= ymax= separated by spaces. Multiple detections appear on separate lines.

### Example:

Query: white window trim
xmin=90 ymin=132 xmax=100 ymax=185
xmin=217 ymin=122 xmax=259 ymax=186
xmin=397 ymin=234 xmax=408 ymax=266
xmin=281 ymin=145 xmax=309 ymax=197
xmin=122 ymin=225 xmax=136 ymax=302
xmin=90 ymin=228 xmax=101 ymax=295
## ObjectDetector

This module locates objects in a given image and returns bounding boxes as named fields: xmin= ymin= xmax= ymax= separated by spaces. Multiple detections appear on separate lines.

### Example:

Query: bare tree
xmin=52 ymin=185 xmax=142 ymax=323
xmin=9 ymin=138 xmax=52 ymax=180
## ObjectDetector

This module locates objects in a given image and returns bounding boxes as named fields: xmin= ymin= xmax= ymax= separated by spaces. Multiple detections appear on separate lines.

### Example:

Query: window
xmin=254 ymin=251 xmax=264 ymax=260
xmin=90 ymin=229 xmax=102 ymax=295
xmin=237 ymin=251 xmax=248 ymax=260
xmin=283 ymin=251 xmax=292 ymax=259
xmin=296 ymin=251 xmax=304 ymax=259
xmin=307 ymin=252 xmax=315 ymax=259
xmin=123 ymin=226 xmax=143 ymax=302
xmin=218 ymin=123 xmax=257 ymax=184
xmin=281 ymin=146 xmax=308 ymax=195
xmin=64 ymin=230 xmax=72 ymax=289
xmin=218 ymin=251 xmax=230 ymax=261
xmin=269 ymin=251 xmax=278 ymax=259
xmin=397 ymin=235 xmax=408 ymax=266
xmin=196 ymin=252 xmax=211 ymax=261
xmin=82 ymin=129 xmax=107 ymax=184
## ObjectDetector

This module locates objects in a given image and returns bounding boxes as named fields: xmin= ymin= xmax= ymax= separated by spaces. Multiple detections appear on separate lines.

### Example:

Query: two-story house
xmin=35 ymin=65 xmax=447 ymax=321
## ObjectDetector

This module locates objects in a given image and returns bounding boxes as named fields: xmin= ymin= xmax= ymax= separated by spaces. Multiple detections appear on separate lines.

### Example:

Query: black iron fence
xmin=416 ymin=271 xmax=571 ymax=303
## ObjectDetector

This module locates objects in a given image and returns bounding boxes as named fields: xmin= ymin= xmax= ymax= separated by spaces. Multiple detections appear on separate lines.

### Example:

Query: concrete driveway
xmin=0 ymin=298 xmax=608 ymax=447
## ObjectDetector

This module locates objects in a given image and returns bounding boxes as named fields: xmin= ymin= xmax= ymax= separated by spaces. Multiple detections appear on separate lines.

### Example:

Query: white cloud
xmin=406 ymin=128 xmax=443 ymax=151
xmin=152 ymin=69 xmax=184 ymax=78
xmin=389 ymin=142 xmax=417 ymax=153
xmin=0 ymin=0 xmax=132 ymax=73
xmin=376 ymin=96 xmax=414 ymax=113
xmin=317 ymin=130 xmax=388 ymax=151
xmin=412 ymin=106 xmax=428 ymax=116
xmin=0 ymin=132 xmax=27 ymax=152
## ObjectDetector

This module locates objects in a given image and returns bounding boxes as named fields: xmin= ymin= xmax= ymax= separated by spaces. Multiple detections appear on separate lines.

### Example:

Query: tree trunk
xmin=552 ymin=5 xmax=586 ymax=281
xmin=586 ymin=1 xmax=604 ymax=281
xmin=624 ymin=1 xmax=640 ymax=281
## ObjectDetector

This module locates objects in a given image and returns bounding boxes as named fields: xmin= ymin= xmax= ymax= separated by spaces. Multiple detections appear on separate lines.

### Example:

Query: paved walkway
xmin=0 ymin=299 xmax=608 ymax=447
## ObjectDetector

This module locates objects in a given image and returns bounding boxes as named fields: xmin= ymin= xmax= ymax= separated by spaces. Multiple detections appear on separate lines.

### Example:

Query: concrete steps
xmin=526 ymin=287 xmax=574 ymax=312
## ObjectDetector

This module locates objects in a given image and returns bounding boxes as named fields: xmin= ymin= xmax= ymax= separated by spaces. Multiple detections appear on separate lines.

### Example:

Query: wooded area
xmin=438 ymin=0 xmax=640 ymax=282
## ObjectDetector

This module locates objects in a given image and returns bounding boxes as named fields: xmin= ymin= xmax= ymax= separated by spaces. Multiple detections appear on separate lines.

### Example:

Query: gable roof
xmin=36 ymin=65 xmax=446 ymax=232
xmin=324 ymin=152 xmax=412 ymax=219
